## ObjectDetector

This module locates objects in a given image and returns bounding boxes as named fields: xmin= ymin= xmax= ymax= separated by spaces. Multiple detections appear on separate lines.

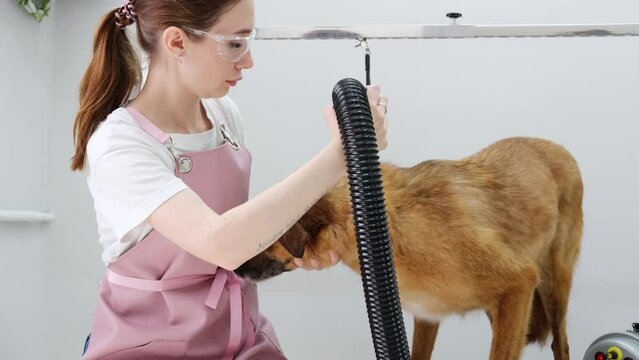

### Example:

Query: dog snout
xmin=235 ymin=258 xmax=287 ymax=282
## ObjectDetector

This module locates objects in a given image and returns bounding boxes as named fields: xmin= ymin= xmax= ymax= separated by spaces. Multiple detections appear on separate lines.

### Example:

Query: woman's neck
xmin=128 ymin=65 xmax=213 ymax=134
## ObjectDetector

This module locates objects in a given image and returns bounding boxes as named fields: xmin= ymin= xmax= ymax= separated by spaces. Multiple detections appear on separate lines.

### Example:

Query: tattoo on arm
xmin=255 ymin=189 xmax=329 ymax=252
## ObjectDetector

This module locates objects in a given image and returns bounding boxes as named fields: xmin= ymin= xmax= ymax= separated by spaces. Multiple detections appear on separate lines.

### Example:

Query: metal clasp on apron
xmin=166 ymin=124 xmax=239 ymax=174
xmin=166 ymin=136 xmax=193 ymax=174
xmin=220 ymin=124 xmax=240 ymax=150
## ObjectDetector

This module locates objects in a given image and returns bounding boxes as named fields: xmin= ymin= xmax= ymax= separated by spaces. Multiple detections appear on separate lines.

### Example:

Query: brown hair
xmin=71 ymin=0 xmax=242 ymax=171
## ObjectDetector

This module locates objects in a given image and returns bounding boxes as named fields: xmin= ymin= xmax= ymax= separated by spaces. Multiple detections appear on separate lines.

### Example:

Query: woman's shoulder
xmin=86 ymin=107 xmax=167 ymax=170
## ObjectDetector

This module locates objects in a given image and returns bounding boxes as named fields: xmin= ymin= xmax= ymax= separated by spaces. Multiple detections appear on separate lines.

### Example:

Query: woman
xmin=73 ymin=0 xmax=389 ymax=358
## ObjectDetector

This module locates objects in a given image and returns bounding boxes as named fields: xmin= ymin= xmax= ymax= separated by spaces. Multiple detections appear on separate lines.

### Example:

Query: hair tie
xmin=115 ymin=0 xmax=137 ymax=30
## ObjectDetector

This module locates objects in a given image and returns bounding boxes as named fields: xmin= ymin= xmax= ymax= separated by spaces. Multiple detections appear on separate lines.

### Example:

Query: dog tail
xmin=526 ymin=289 xmax=551 ymax=344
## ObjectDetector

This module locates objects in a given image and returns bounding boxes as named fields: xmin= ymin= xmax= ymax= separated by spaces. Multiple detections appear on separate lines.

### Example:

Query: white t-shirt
xmin=86 ymin=97 xmax=246 ymax=265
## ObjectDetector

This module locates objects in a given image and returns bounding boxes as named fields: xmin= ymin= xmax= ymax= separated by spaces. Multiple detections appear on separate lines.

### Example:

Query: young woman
xmin=73 ymin=0 xmax=388 ymax=358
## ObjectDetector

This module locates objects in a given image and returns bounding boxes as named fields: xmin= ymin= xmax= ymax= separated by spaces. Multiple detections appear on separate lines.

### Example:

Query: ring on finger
xmin=377 ymin=103 xmax=388 ymax=114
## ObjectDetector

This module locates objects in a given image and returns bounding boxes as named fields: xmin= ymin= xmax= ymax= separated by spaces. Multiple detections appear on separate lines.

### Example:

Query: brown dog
xmin=236 ymin=137 xmax=583 ymax=360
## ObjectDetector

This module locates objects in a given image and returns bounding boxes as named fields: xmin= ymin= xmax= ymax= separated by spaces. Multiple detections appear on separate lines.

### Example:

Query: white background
xmin=0 ymin=0 xmax=637 ymax=359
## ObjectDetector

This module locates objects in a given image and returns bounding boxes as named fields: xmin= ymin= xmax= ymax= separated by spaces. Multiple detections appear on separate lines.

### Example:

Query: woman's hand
xmin=367 ymin=85 xmax=389 ymax=151
xmin=324 ymin=84 xmax=389 ymax=151
xmin=293 ymin=249 xmax=341 ymax=270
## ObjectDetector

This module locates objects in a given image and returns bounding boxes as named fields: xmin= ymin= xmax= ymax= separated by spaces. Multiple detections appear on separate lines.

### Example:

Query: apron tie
xmin=206 ymin=269 xmax=256 ymax=360
xmin=106 ymin=268 xmax=256 ymax=359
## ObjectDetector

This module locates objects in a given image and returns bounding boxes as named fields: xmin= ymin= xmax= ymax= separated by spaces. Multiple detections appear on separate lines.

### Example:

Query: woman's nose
xmin=236 ymin=50 xmax=254 ymax=70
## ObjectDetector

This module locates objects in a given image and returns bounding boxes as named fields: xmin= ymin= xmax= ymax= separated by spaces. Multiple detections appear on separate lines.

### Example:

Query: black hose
xmin=332 ymin=78 xmax=410 ymax=360
xmin=365 ymin=52 xmax=371 ymax=86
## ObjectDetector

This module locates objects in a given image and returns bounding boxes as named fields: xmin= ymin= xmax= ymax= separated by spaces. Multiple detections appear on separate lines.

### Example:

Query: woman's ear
xmin=162 ymin=26 xmax=187 ymax=60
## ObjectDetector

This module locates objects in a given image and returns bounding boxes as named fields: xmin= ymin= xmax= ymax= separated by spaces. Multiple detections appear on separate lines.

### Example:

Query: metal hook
xmin=355 ymin=38 xmax=372 ymax=85
xmin=355 ymin=37 xmax=371 ymax=55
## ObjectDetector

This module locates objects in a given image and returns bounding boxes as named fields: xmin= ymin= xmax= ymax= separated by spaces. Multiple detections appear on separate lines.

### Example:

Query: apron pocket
xmin=100 ymin=339 xmax=187 ymax=360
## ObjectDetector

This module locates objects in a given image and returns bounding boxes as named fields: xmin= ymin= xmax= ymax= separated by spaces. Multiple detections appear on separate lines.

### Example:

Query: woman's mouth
xmin=226 ymin=78 xmax=242 ymax=87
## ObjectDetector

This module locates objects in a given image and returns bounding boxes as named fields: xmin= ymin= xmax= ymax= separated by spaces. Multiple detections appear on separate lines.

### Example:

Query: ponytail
xmin=71 ymin=9 xmax=141 ymax=171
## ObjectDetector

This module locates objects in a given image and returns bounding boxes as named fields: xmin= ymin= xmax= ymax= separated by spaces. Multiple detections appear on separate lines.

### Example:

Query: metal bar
xmin=255 ymin=23 xmax=639 ymax=40
xmin=0 ymin=211 xmax=55 ymax=223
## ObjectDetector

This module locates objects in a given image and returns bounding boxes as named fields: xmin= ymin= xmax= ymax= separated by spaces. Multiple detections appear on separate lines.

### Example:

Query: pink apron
xmin=82 ymin=106 xmax=286 ymax=359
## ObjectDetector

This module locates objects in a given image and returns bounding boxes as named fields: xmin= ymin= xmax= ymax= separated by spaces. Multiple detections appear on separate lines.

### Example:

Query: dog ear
xmin=305 ymin=197 xmax=332 ymax=234
xmin=279 ymin=222 xmax=310 ymax=258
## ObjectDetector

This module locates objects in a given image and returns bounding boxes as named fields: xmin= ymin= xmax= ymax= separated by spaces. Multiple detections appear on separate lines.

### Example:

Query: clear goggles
xmin=183 ymin=27 xmax=255 ymax=62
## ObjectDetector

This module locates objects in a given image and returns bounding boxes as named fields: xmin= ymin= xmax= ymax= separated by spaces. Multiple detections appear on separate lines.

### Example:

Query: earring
xmin=178 ymin=55 xmax=184 ymax=64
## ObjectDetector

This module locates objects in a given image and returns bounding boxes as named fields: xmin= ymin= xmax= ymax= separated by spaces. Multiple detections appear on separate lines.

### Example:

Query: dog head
xmin=235 ymin=197 xmax=334 ymax=282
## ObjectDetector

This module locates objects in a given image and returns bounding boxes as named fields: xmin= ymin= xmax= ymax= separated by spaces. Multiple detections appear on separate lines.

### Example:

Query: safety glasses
xmin=183 ymin=27 xmax=256 ymax=62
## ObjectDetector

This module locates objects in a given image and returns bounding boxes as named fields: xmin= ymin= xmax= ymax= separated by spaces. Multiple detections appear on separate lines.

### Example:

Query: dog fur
xmin=235 ymin=137 xmax=583 ymax=360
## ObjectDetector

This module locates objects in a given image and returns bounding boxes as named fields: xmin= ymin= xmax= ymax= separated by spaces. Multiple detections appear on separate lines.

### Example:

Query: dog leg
xmin=488 ymin=266 xmax=538 ymax=360
xmin=549 ymin=262 xmax=573 ymax=360
xmin=547 ymin=215 xmax=581 ymax=360
xmin=411 ymin=318 xmax=439 ymax=360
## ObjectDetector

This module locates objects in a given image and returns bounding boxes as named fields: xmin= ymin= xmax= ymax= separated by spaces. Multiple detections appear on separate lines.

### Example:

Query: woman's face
xmin=182 ymin=0 xmax=255 ymax=99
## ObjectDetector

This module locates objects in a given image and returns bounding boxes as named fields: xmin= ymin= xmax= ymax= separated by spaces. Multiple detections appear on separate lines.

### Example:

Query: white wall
xmin=0 ymin=1 xmax=55 ymax=360
xmin=45 ymin=1 xmax=105 ymax=359
xmin=2 ymin=0 xmax=637 ymax=359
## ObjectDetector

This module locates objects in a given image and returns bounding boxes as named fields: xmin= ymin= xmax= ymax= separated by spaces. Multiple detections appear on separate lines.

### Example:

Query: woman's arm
xmin=148 ymin=141 xmax=345 ymax=270
xmin=149 ymin=86 xmax=387 ymax=270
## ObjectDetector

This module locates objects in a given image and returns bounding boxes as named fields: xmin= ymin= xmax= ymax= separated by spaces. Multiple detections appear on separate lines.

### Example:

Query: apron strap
xmin=107 ymin=269 xmax=212 ymax=291
xmin=124 ymin=107 xmax=170 ymax=144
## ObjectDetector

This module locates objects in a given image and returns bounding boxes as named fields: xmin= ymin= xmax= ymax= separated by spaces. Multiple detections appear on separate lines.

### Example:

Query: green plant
xmin=18 ymin=0 xmax=51 ymax=23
